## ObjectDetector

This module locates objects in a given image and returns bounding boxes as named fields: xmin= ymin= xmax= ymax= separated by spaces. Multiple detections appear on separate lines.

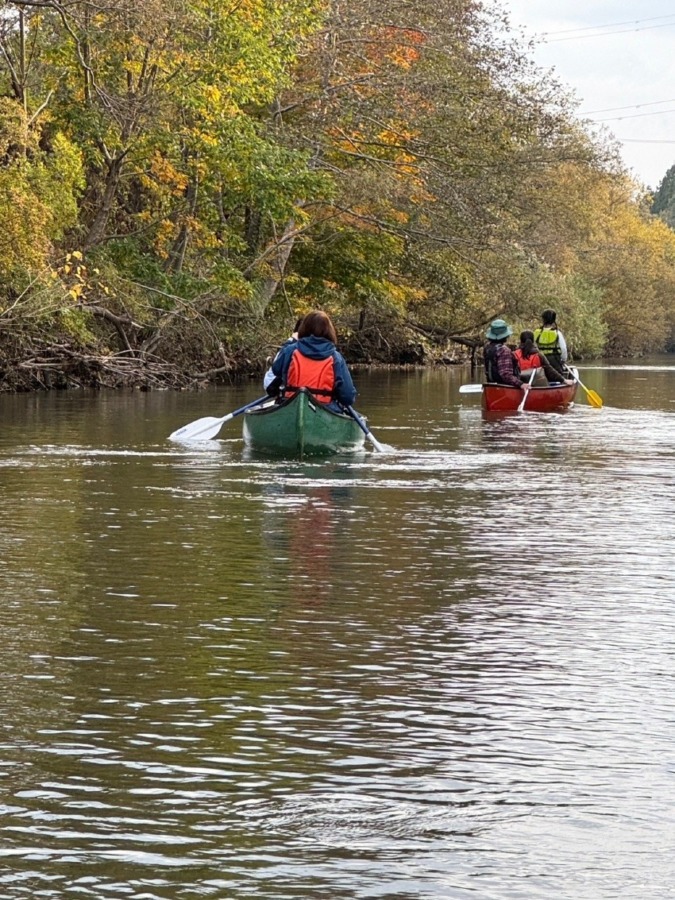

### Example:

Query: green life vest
xmin=534 ymin=326 xmax=561 ymax=360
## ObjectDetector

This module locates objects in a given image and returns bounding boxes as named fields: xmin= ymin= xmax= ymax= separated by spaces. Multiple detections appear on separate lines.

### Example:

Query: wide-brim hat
xmin=485 ymin=318 xmax=512 ymax=340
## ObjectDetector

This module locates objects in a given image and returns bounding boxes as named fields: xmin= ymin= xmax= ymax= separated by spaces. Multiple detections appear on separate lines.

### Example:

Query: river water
xmin=1 ymin=359 xmax=674 ymax=899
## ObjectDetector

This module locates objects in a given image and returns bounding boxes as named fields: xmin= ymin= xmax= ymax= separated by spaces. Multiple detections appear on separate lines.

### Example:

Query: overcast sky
xmin=500 ymin=1 xmax=675 ymax=189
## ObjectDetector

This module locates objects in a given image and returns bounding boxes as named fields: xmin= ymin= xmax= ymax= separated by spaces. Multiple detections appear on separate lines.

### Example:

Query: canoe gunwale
xmin=242 ymin=388 xmax=365 ymax=455
xmin=246 ymin=389 xmax=354 ymax=422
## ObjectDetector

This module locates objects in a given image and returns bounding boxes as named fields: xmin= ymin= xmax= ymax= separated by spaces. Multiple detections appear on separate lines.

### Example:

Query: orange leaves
xmin=383 ymin=28 xmax=425 ymax=70
xmin=147 ymin=152 xmax=189 ymax=198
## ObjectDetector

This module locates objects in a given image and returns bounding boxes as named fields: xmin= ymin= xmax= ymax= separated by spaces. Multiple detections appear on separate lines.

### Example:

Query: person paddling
xmin=514 ymin=330 xmax=566 ymax=385
xmin=534 ymin=309 xmax=568 ymax=378
xmin=263 ymin=317 xmax=303 ymax=391
xmin=483 ymin=319 xmax=526 ymax=390
xmin=267 ymin=310 xmax=357 ymax=413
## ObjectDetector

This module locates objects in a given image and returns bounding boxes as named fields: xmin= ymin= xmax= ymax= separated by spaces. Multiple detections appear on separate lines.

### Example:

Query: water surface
xmin=1 ymin=360 xmax=674 ymax=899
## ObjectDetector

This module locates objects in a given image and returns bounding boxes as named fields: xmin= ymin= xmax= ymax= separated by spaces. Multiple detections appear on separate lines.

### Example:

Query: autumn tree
xmin=254 ymin=0 xmax=618 ymax=359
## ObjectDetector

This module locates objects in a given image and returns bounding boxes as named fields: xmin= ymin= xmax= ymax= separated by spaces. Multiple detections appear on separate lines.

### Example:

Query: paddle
xmin=345 ymin=405 xmax=386 ymax=452
xmin=517 ymin=368 xmax=537 ymax=413
xmin=169 ymin=394 xmax=271 ymax=441
xmin=459 ymin=384 xmax=483 ymax=394
xmin=565 ymin=365 xmax=603 ymax=408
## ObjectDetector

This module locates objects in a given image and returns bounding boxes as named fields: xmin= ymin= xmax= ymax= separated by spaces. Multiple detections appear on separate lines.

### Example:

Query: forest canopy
xmin=0 ymin=0 xmax=673 ymax=390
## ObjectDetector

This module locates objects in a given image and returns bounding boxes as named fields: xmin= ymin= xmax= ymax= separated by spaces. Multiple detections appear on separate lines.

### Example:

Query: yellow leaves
xmin=56 ymin=251 xmax=89 ymax=303
xmin=149 ymin=152 xmax=189 ymax=197
xmin=196 ymin=132 xmax=220 ymax=149
xmin=388 ymin=209 xmax=410 ymax=225
xmin=377 ymin=126 xmax=413 ymax=147
xmin=202 ymin=84 xmax=222 ymax=108
xmin=154 ymin=219 xmax=176 ymax=260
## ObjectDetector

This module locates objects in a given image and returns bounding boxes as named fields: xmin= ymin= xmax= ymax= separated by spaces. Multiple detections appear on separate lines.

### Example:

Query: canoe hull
xmin=482 ymin=379 xmax=578 ymax=412
xmin=242 ymin=389 xmax=365 ymax=456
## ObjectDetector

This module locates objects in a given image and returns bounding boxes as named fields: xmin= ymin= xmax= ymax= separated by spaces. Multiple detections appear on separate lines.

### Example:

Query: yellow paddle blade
xmin=587 ymin=389 xmax=603 ymax=408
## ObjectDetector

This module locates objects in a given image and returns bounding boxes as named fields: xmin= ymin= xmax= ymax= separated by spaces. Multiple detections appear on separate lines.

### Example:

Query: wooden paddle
xmin=169 ymin=394 xmax=272 ymax=441
xmin=517 ymin=368 xmax=537 ymax=413
xmin=345 ymin=406 xmax=386 ymax=452
xmin=565 ymin=366 xmax=603 ymax=408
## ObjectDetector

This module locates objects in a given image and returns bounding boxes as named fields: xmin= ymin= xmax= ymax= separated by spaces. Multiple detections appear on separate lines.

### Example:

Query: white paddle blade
xmin=169 ymin=414 xmax=229 ymax=442
xmin=368 ymin=434 xmax=387 ymax=452
xmin=459 ymin=384 xmax=483 ymax=394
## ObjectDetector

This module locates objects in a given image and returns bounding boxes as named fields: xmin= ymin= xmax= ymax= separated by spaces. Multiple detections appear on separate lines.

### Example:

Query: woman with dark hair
xmin=514 ymin=330 xmax=563 ymax=385
xmin=268 ymin=311 xmax=357 ymax=412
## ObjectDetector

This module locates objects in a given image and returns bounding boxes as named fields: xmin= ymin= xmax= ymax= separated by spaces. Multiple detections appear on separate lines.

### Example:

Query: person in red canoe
xmin=267 ymin=310 xmax=357 ymax=413
xmin=483 ymin=319 xmax=526 ymax=390
xmin=514 ymin=330 xmax=568 ymax=386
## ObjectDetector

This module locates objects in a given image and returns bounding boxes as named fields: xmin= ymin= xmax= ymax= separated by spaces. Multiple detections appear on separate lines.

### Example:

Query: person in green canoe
xmin=267 ymin=310 xmax=357 ymax=413
xmin=263 ymin=317 xmax=303 ymax=391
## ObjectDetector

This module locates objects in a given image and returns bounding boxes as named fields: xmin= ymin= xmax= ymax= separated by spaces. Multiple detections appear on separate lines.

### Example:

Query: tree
xmin=258 ymin=0 xmax=617 ymax=353
xmin=651 ymin=163 xmax=675 ymax=229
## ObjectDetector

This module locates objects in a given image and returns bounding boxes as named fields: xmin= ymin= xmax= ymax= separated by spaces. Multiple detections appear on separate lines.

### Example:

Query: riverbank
xmin=0 ymin=329 xmax=472 ymax=393
xmin=0 ymin=357 xmax=471 ymax=393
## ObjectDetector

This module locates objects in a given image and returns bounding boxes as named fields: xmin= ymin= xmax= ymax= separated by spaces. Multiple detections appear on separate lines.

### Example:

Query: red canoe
xmin=482 ymin=379 xmax=578 ymax=412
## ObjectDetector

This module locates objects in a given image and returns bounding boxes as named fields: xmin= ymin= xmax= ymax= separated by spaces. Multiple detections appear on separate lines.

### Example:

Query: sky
xmin=500 ymin=1 xmax=675 ymax=189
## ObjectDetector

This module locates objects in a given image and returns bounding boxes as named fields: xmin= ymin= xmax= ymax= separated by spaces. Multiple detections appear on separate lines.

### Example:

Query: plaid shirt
xmin=484 ymin=341 xmax=522 ymax=388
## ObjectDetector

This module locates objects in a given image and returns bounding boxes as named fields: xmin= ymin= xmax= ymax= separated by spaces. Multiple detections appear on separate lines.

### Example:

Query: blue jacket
xmin=271 ymin=335 xmax=357 ymax=409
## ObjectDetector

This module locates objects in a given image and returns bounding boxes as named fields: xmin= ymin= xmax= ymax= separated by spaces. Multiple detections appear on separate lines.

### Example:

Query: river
xmin=1 ymin=359 xmax=674 ymax=899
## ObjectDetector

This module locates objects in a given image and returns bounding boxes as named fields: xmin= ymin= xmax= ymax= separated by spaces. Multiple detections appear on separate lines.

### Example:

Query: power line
xmin=545 ymin=21 xmax=675 ymax=43
xmin=591 ymin=108 xmax=675 ymax=122
xmin=542 ymin=14 xmax=675 ymax=38
xmin=581 ymin=98 xmax=675 ymax=115
xmin=619 ymin=138 xmax=675 ymax=145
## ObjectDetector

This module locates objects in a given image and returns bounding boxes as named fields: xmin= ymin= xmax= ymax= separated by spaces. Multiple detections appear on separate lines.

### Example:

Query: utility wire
xmin=542 ymin=14 xmax=675 ymax=38
xmin=582 ymin=98 xmax=675 ymax=115
xmin=591 ymin=108 xmax=675 ymax=122
xmin=545 ymin=21 xmax=675 ymax=43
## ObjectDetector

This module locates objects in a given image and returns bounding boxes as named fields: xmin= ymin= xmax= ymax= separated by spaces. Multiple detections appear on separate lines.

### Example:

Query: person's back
xmin=514 ymin=331 xmax=555 ymax=385
xmin=483 ymin=319 xmax=523 ymax=389
xmin=534 ymin=309 xmax=568 ymax=377
xmin=269 ymin=311 xmax=357 ymax=411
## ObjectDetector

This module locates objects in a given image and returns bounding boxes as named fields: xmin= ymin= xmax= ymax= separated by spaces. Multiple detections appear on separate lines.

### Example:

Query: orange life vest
xmin=514 ymin=348 xmax=543 ymax=370
xmin=283 ymin=350 xmax=336 ymax=404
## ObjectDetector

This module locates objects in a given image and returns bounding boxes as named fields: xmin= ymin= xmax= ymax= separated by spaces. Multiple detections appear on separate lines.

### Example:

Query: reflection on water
xmin=0 ymin=360 xmax=674 ymax=899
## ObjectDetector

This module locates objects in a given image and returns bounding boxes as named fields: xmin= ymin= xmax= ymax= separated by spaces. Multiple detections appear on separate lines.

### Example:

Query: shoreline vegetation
xmin=0 ymin=0 xmax=674 ymax=394
xmin=0 ymin=325 xmax=475 ymax=392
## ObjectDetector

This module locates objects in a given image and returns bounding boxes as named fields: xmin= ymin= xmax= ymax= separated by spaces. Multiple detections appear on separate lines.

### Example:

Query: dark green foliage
xmin=651 ymin=164 xmax=675 ymax=228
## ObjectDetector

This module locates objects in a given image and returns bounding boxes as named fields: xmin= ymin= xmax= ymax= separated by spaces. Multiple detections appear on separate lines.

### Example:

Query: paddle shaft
xmin=517 ymin=368 xmax=537 ymax=412
xmin=564 ymin=365 xmax=603 ymax=408
xmin=346 ymin=405 xmax=385 ymax=452
xmin=169 ymin=394 xmax=271 ymax=441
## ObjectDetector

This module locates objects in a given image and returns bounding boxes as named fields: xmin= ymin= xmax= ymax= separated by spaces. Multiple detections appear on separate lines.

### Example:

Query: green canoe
xmin=242 ymin=389 xmax=365 ymax=456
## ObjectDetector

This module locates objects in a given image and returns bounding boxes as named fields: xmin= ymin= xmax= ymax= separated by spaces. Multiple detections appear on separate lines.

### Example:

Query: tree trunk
xmin=83 ymin=153 xmax=125 ymax=250
xmin=251 ymin=219 xmax=297 ymax=316
xmin=165 ymin=175 xmax=199 ymax=274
